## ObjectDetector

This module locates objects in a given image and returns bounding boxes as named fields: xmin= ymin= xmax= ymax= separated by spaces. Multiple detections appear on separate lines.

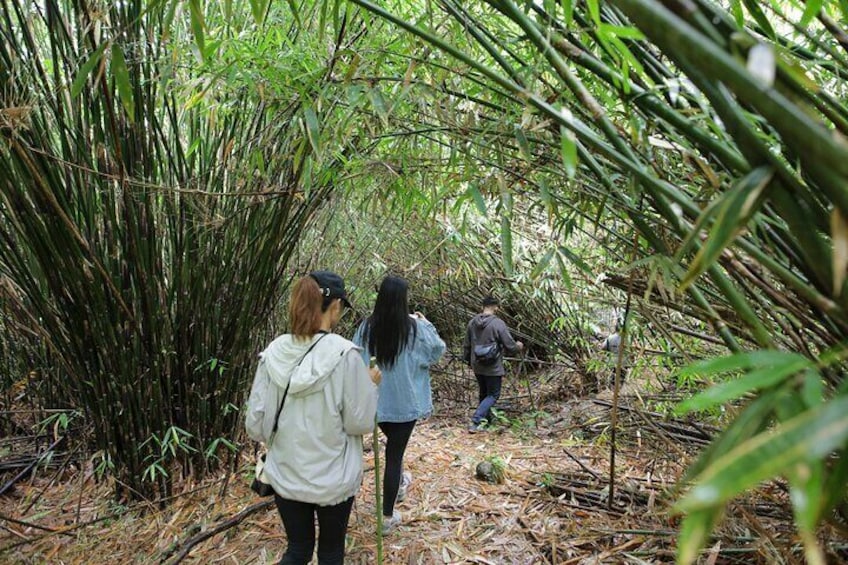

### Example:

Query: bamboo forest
xmin=2 ymin=0 xmax=848 ymax=563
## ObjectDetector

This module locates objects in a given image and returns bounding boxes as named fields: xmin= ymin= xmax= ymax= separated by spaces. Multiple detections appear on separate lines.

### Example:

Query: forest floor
xmin=1 ymin=373 xmax=846 ymax=564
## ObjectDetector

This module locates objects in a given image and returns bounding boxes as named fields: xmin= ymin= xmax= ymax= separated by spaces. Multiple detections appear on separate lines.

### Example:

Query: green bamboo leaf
xmin=729 ymin=0 xmax=744 ymax=27
xmin=71 ymin=43 xmax=106 ymax=99
xmin=162 ymin=0 xmax=178 ymax=40
xmin=515 ymin=126 xmax=532 ymax=162
xmin=304 ymin=106 xmax=321 ymax=157
xmin=538 ymin=179 xmax=557 ymax=222
xmin=367 ymin=87 xmax=389 ymax=126
xmin=606 ymin=35 xmax=645 ymax=87
xmin=800 ymin=0 xmax=823 ymax=27
xmin=676 ymin=355 xmax=813 ymax=415
xmin=346 ymin=84 xmax=365 ymax=105
xmin=680 ymin=166 xmax=773 ymax=290
xmin=501 ymin=215 xmax=513 ymax=276
xmin=677 ymin=395 xmax=848 ymax=513
xmin=467 ymin=182 xmax=487 ymax=214
xmin=561 ymin=0 xmax=574 ymax=26
xmin=301 ymin=155 xmax=313 ymax=195
xmin=186 ymin=137 xmax=201 ymax=158
xmin=800 ymin=372 xmax=823 ymax=413
xmin=286 ymin=0 xmax=302 ymax=26
xmin=674 ymin=197 xmax=721 ymax=262
xmin=560 ymin=125 xmax=577 ymax=179
xmin=586 ymin=0 xmax=600 ymax=25
xmin=110 ymin=46 xmax=135 ymax=122
xmin=530 ymin=248 xmax=556 ymax=279
xmin=203 ymin=39 xmax=222 ymax=60
xmin=741 ymin=0 xmax=776 ymax=39
xmin=333 ymin=0 xmax=344 ymax=36
xmin=538 ymin=178 xmax=552 ymax=208
xmin=189 ymin=0 xmax=206 ymax=57
xmin=318 ymin=0 xmax=329 ymax=41
xmin=775 ymin=382 xmax=809 ymax=423
xmin=678 ymin=349 xmax=807 ymax=379
xmin=554 ymin=251 xmax=573 ymax=291
xmin=684 ymin=389 xmax=779 ymax=481
xmin=557 ymin=245 xmax=592 ymax=274
xmin=248 ymin=0 xmax=270 ymax=25
xmin=677 ymin=508 xmax=722 ymax=565
xmin=598 ymin=23 xmax=645 ymax=40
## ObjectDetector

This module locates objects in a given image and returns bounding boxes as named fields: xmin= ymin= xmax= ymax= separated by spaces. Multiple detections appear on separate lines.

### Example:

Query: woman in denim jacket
xmin=353 ymin=275 xmax=445 ymax=534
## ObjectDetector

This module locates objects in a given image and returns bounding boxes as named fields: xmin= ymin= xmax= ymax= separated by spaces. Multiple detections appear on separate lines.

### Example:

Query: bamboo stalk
xmin=373 ymin=416 xmax=383 ymax=564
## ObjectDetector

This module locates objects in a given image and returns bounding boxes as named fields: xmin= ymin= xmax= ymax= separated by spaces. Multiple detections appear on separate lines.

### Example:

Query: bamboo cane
xmin=370 ymin=356 xmax=383 ymax=564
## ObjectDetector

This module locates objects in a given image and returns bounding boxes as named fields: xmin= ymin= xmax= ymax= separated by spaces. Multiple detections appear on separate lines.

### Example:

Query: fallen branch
xmin=0 ymin=505 xmax=130 ymax=553
xmin=0 ymin=513 xmax=62 ymax=533
xmin=159 ymin=499 xmax=274 ymax=565
xmin=0 ymin=435 xmax=64 ymax=496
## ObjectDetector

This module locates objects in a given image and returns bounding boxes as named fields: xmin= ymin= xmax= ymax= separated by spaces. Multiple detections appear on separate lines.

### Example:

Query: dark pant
xmin=473 ymin=374 xmax=503 ymax=424
xmin=378 ymin=420 xmax=416 ymax=517
xmin=274 ymin=494 xmax=354 ymax=565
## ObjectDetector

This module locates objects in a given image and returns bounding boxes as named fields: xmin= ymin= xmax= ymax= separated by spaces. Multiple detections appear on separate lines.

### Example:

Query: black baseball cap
xmin=482 ymin=295 xmax=499 ymax=307
xmin=309 ymin=270 xmax=352 ymax=308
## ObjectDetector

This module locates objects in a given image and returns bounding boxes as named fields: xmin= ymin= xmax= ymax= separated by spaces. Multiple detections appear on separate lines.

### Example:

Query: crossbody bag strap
xmin=269 ymin=332 xmax=329 ymax=440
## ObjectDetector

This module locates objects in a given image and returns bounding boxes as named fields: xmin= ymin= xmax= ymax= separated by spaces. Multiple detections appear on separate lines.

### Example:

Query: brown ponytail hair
xmin=289 ymin=276 xmax=323 ymax=339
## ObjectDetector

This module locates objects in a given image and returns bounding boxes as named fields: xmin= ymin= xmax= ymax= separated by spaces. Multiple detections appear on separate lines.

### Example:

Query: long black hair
xmin=365 ymin=275 xmax=417 ymax=369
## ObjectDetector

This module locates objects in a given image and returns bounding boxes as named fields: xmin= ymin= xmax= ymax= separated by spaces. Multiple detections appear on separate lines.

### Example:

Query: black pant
xmin=378 ymin=420 xmax=416 ymax=517
xmin=473 ymin=374 xmax=503 ymax=424
xmin=274 ymin=494 xmax=354 ymax=565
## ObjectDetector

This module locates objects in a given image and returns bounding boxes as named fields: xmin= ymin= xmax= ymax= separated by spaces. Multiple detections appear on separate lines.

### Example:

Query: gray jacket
xmin=463 ymin=313 xmax=520 ymax=376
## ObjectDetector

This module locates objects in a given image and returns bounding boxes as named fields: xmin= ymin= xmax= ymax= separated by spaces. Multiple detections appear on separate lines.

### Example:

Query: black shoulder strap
xmin=270 ymin=332 xmax=329 ymax=437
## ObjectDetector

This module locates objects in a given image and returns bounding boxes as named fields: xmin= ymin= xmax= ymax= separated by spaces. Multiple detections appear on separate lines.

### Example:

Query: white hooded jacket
xmin=245 ymin=332 xmax=377 ymax=506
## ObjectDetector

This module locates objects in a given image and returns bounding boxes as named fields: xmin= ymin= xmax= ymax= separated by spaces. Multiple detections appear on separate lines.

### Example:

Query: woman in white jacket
xmin=246 ymin=271 xmax=380 ymax=565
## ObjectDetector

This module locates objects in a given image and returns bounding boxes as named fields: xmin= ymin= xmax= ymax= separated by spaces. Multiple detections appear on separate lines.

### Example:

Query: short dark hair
xmin=482 ymin=295 xmax=499 ymax=307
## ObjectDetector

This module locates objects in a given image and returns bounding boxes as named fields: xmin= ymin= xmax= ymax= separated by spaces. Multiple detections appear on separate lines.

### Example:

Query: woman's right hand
xmin=369 ymin=366 xmax=382 ymax=385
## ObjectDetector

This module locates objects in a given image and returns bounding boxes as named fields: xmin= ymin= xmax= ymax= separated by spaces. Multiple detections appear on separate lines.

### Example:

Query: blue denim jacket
xmin=353 ymin=317 xmax=446 ymax=423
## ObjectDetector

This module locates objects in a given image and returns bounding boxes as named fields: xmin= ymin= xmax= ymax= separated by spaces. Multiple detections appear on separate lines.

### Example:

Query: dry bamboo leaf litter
xmin=2 ymin=391 xmax=846 ymax=564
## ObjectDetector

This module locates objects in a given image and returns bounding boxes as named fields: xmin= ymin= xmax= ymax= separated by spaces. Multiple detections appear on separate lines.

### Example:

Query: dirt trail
xmin=0 ymin=397 xmax=677 ymax=564
xmin=3 ymin=394 xmax=827 ymax=564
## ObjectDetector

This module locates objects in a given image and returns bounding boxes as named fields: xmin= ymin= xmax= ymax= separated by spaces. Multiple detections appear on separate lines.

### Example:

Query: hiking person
xmin=245 ymin=271 xmax=381 ymax=565
xmin=463 ymin=296 xmax=523 ymax=433
xmin=599 ymin=322 xmax=627 ymax=388
xmin=353 ymin=275 xmax=445 ymax=534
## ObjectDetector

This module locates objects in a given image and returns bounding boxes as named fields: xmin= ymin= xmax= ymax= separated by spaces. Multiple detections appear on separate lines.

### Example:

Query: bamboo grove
xmin=0 ymin=0 xmax=379 ymax=499
xmin=335 ymin=1 xmax=848 ymax=562
xmin=2 ymin=0 xmax=848 ymax=562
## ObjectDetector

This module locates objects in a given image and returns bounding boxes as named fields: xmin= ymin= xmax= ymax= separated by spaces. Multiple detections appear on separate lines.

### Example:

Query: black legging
xmin=378 ymin=420 xmax=416 ymax=517
xmin=274 ymin=495 xmax=354 ymax=565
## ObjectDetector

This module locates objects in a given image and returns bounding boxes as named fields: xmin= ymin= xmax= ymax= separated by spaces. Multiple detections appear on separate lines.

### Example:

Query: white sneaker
xmin=396 ymin=472 xmax=412 ymax=502
xmin=381 ymin=510 xmax=402 ymax=535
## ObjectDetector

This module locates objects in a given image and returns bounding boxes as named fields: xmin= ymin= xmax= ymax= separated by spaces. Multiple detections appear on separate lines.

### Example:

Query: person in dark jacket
xmin=463 ymin=296 xmax=523 ymax=432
